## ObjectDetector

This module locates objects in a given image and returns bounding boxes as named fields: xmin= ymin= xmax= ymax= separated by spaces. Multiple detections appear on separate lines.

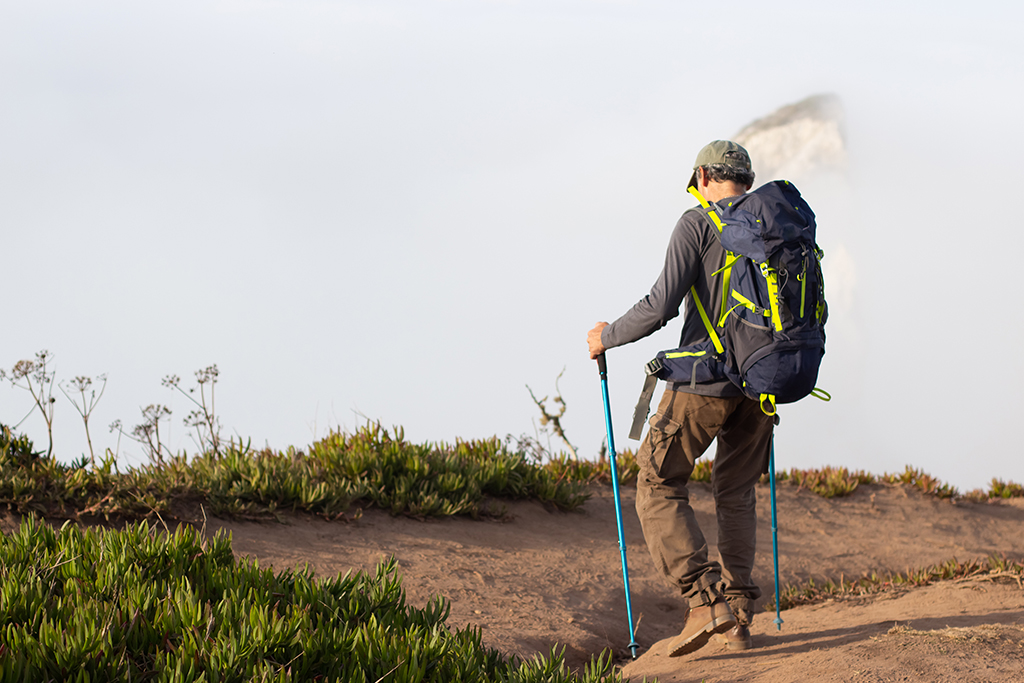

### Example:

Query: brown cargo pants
xmin=635 ymin=388 xmax=774 ymax=625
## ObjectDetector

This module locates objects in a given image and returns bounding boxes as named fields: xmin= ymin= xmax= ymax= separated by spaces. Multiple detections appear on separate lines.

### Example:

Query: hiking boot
xmin=712 ymin=623 xmax=752 ymax=651
xmin=668 ymin=599 xmax=737 ymax=657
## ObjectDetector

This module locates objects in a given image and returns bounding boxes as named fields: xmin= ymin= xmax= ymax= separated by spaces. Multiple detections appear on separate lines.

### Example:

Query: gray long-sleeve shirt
xmin=600 ymin=201 xmax=742 ymax=397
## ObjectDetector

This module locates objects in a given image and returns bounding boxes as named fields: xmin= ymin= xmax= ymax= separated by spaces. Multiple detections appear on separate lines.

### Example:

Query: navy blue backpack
xmin=628 ymin=180 xmax=829 ymax=439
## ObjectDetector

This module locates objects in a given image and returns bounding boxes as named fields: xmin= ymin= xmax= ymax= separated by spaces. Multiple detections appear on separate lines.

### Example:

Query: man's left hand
xmin=588 ymin=322 xmax=608 ymax=359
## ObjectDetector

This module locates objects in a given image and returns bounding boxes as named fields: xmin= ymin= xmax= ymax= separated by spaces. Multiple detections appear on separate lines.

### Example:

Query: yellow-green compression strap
xmin=665 ymin=350 xmax=707 ymax=358
xmin=719 ymin=258 xmax=734 ymax=326
xmin=760 ymin=262 xmax=784 ymax=332
xmin=798 ymin=256 xmax=808 ymax=319
xmin=720 ymin=301 xmax=748 ymax=321
xmin=711 ymin=253 xmax=743 ymax=277
xmin=815 ymin=248 xmax=826 ymax=322
xmin=727 ymin=290 xmax=770 ymax=320
xmin=690 ymin=286 xmax=724 ymax=355
xmin=711 ymin=252 xmax=743 ymax=328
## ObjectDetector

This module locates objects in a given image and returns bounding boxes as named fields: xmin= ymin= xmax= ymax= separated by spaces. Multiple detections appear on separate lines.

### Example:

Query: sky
xmin=2 ymin=0 xmax=1022 ymax=491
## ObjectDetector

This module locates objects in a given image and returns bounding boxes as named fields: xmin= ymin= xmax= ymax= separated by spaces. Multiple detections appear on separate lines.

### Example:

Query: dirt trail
xmin=626 ymin=582 xmax=1024 ymax=682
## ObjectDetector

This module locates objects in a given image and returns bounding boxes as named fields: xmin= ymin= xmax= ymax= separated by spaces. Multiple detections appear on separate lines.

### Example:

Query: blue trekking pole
xmin=596 ymin=353 xmax=640 ymax=659
xmin=769 ymin=434 xmax=784 ymax=630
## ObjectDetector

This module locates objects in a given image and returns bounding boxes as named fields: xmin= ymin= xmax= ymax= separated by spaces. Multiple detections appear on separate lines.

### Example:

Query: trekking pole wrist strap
xmin=628 ymin=358 xmax=663 ymax=441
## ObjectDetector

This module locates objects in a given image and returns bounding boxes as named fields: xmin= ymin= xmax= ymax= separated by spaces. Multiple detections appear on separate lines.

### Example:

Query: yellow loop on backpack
xmin=810 ymin=387 xmax=832 ymax=402
xmin=759 ymin=393 xmax=777 ymax=416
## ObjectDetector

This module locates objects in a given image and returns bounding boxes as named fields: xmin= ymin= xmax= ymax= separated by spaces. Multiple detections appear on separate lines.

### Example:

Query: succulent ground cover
xmin=0 ymin=424 xmax=590 ymax=522
xmin=0 ymin=517 xmax=626 ymax=682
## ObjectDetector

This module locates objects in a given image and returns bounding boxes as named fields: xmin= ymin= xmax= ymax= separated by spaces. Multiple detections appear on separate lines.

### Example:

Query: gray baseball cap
xmin=687 ymin=140 xmax=752 ymax=188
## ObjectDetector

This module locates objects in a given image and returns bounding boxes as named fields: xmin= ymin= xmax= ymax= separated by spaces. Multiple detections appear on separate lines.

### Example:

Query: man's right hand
xmin=588 ymin=322 xmax=608 ymax=359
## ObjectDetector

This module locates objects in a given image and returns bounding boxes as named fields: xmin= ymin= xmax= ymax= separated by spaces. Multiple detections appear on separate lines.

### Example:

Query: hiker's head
xmin=688 ymin=140 xmax=754 ymax=200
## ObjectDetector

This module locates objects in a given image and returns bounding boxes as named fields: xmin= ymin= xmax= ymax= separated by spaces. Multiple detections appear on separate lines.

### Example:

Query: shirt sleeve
xmin=601 ymin=211 xmax=706 ymax=350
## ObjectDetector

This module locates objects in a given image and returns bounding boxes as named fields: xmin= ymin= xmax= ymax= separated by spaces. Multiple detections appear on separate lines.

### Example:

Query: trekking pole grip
xmin=596 ymin=353 xmax=608 ymax=378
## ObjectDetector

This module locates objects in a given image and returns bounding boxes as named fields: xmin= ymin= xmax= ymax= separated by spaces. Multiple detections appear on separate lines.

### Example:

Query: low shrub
xmin=0 ymin=423 xmax=40 ymax=467
xmin=2 ymin=420 xmax=1021 ymax=523
xmin=758 ymin=463 xmax=1011 ymax=502
xmin=0 ymin=424 xmax=589 ymax=522
xmin=543 ymin=449 xmax=640 ymax=486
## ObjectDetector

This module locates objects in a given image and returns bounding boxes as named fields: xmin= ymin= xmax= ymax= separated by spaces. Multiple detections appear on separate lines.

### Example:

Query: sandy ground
xmin=200 ymin=482 xmax=1024 ymax=682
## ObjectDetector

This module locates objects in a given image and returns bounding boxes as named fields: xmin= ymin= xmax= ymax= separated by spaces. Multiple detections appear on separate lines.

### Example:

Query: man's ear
xmin=700 ymin=167 xmax=713 ymax=188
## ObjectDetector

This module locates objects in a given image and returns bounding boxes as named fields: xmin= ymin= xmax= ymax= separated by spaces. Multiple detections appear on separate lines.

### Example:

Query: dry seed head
xmin=195 ymin=365 xmax=219 ymax=384
xmin=141 ymin=404 xmax=172 ymax=422
xmin=70 ymin=376 xmax=92 ymax=392
xmin=11 ymin=359 xmax=35 ymax=380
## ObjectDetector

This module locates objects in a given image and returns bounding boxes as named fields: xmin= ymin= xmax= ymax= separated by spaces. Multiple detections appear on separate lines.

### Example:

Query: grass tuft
xmin=770 ymin=466 xmax=874 ymax=498
xmin=760 ymin=463 xmax=1013 ymax=502
xmin=879 ymin=466 xmax=959 ymax=499
xmin=988 ymin=478 xmax=1024 ymax=499
xmin=766 ymin=555 xmax=1024 ymax=611
xmin=541 ymin=449 xmax=713 ymax=487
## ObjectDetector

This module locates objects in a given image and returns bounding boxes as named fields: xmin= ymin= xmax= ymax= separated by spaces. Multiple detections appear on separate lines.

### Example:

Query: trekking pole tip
xmin=629 ymin=642 xmax=639 ymax=659
xmin=774 ymin=616 xmax=784 ymax=631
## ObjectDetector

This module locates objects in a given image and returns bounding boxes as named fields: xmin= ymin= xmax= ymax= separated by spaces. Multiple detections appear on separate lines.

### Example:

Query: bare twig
xmin=110 ymin=403 xmax=173 ymax=465
xmin=163 ymin=365 xmax=222 ymax=455
xmin=60 ymin=374 xmax=108 ymax=467
xmin=526 ymin=368 xmax=578 ymax=460
xmin=5 ymin=351 xmax=57 ymax=457
xmin=953 ymin=571 xmax=1024 ymax=589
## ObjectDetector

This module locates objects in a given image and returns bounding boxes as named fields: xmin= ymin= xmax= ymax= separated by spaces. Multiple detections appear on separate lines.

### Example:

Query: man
xmin=587 ymin=140 xmax=774 ymax=656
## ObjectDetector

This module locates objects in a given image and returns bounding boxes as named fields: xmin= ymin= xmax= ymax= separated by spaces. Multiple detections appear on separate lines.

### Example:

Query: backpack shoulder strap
xmin=687 ymin=186 xmax=744 ymax=332
xmin=687 ymin=186 xmax=726 ymax=234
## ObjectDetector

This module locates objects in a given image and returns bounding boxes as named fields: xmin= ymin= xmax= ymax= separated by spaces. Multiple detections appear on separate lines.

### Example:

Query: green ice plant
xmin=987 ymin=478 xmax=1024 ymax=499
xmin=0 ymin=518 xmax=629 ymax=682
